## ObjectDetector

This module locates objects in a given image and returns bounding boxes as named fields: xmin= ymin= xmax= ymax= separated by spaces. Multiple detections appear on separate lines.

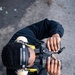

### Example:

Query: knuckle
xmin=52 ymin=47 xmax=54 ymax=51
xmin=54 ymin=60 xmax=57 ymax=64
xmin=55 ymin=46 xmax=57 ymax=50
xmin=54 ymin=71 xmax=57 ymax=74
xmin=53 ymin=43 xmax=56 ymax=46
xmin=50 ymin=37 xmax=52 ymax=40
xmin=51 ymin=70 xmax=53 ymax=74
xmin=57 ymin=41 xmax=59 ymax=45
xmin=52 ymin=60 xmax=54 ymax=63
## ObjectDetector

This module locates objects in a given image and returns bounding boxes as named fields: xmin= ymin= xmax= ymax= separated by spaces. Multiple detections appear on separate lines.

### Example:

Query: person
xmin=2 ymin=18 xmax=64 ymax=75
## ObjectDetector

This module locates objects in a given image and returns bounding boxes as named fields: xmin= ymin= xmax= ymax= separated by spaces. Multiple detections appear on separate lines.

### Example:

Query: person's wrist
xmin=52 ymin=33 xmax=60 ymax=37
xmin=52 ymin=33 xmax=61 ymax=42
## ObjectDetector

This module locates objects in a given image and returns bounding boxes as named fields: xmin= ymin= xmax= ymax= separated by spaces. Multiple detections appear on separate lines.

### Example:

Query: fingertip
xmin=58 ymin=60 xmax=61 ymax=66
xmin=48 ymin=57 xmax=50 ymax=60
xmin=47 ymin=57 xmax=50 ymax=64
xmin=57 ymin=60 xmax=61 ymax=74
xmin=47 ymin=57 xmax=51 ymax=72
xmin=47 ymin=47 xmax=50 ymax=51
xmin=57 ymin=45 xmax=59 ymax=51
xmin=47 ymin=40 xmax=51 ymax=51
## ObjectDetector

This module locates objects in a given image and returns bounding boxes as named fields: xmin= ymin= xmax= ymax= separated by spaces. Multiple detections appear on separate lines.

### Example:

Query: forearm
xmin=47 ymin=20 xmax=64 ymax=38
xmin=28 ymin=18 xmax=64 ymax=40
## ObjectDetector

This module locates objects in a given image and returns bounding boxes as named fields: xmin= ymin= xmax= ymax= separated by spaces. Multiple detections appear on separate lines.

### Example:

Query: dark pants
xmin=6 ymin=68 xmax=47 ymax=75
xmin=6 ymin=68 xmax=16 ymax=75
xmin=6 ymin=62 xmax=47 ymax=75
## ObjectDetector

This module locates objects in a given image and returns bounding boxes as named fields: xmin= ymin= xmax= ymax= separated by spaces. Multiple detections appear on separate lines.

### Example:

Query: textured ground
xmin=0 ymin=0 xmax=75 ymax=75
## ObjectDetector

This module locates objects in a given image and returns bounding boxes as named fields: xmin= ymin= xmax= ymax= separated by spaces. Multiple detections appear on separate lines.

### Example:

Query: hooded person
xmin=2 ymin=18 xmax=64 ymax=75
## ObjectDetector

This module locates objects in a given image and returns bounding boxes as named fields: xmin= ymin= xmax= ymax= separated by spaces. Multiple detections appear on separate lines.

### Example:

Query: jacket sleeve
xmin=27 ymin=18 xmax=64 ymax=40
xmin=9 ymin=18 xmax=64 ymax=44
